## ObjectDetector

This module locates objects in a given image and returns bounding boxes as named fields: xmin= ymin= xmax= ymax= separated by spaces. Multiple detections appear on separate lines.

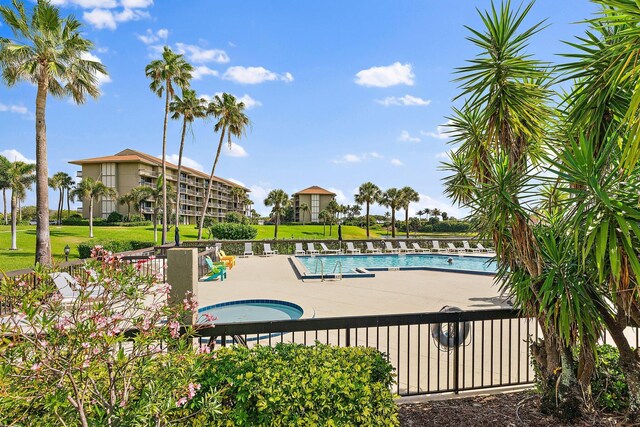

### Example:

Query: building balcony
xmin=139 ymin=169 xmax=159 ymax=178
xmin=76 ymin=171 xmax=83 ymax=178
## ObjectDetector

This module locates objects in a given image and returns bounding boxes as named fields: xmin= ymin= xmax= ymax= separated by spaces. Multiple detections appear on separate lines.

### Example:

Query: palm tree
xmin=318 ymin=209 xmax=330 ymax=236
xmin=118 ymin=191 xmax=137 ymax=221
xmin=299 ymin=202 xmax=310 ymax=225
xmin=145 ymin=46 xmax=193 ymax=244
xmin=50 ymin=172 xmax=70 ymax=224
xmin=379 ymin=188 xmax=403 ymax=238
xmin=441 ymin=211 xmax=448 ymax=221
xmin=431 ymin=208 xmax=441 ymax=221
xmin=0 ymin=155 xmax=10 ymax=225
xmin=354 ymin=182 xmax=382 ymax=238
xmin=0 ymin=0 xmax=107 ymax=265
xmin=263 ymin=189 xmax=289 ymax=239
xmin=48 ymin=174 xmax=62 ymax=224
xmin=197 ymin=93 xmax=251 ymax=239
xmin=58 ymin=173 xmax=74 ymax=220
xmin=7 ymin=161 xmax=35 ymax=250
xmin=423 ymin=208 xmax=431 ymax=220
xmin=229 ymin=186 xmax=247 ymax=214
xmin=169 ymin=88 xmax=207 ymax=234
xmin=136 ymin=176 xmax=176 ymax=243
xmin=72 ymin=178 xmax=116 ymax=238
xmin=400 ymin=187 xmax=420 ymax=238
xmin=325 ymin=199 xmax=340 ymax=236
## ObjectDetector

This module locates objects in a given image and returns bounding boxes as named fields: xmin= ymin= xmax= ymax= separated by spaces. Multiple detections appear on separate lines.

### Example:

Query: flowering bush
xmin=0 ymin=247 xmax=219 ymax=426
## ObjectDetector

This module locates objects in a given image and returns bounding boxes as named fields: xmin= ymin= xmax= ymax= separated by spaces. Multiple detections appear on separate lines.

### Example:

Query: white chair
xmin=320 ymin=242 xmax=341 ymax=254
xmin=384 ymin=241 xmax=400 ymax=253
xmin=463 ymin=241 xmax=480 ymax=253
xmin=412 ymin=242 xmax=428 ymax=252
xmin=346 ymin=242 xmax=360 ymax=254
xmin=243 ymin=242 xmax=254 ymax=257
xmin=431 ymin=240 xmax=447 ymax=253
xmin=306 ymin=242 xmax=319 ymax=255
xmin=477 ymin=243 xmax=494 ymax=253
xmin=50 ymin=272 xmax=103 ymax=304
xmin=263 ymin=243 xmax=278 ymax=256
xmin=366 ymin=242 xmax=381 ymax=253
xmin=447 ymin=242 xmax=465 ymax=253
xmin=398 ymin=241 xmax=415 ymax=253
xmin=294 ymin=243 xmax=306 ymax=255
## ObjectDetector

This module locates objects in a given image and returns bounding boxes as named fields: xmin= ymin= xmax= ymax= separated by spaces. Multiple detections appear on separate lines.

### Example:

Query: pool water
xmin=198 ymin=300 xmax=303 ymax=324
xmin=297 ymin=254 xmax=496 ymax=274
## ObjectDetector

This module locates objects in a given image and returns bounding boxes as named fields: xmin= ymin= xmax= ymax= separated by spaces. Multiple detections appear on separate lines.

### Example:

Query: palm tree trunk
xmin=161 ymin=79 xmax=170 ymax=245
xmin=198 ymin=127 xmax=226 ymax=239
xmin=175 ymin=118 xmax=187 ymax=239
xmin=3 ymin=189 xmax=7 ymax=225
xmin=153 ymin=213 xmax=158 ymax=242
xmin=89 ymin=198 xmax=94 ymax=238
xmin=391 ymin=209 xmax=396 ymax=238
xmin=126 ymin=203 xmax=131 ymax=221
xmin=67 ymin=189 xmax=71 ymax=218
xmin=365 ymin=202 xmax=370 ymax=238
xmin=35 ymin=77 xmax=52 ymax=265
xmin=58 ymin=189 xmax=63 ymax=224
xmin=274 ymin=213 xmax=279 ymax=239
xmin=405 ymin=208 xmax=410 ymax=238
xmin=10 ymin=191 xmax=17 ymax=250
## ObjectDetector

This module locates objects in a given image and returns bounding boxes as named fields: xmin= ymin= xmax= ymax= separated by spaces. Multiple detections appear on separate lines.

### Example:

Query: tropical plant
xmin=318 ymin=209 xmax=330 ymax=236
xmin=118 ymin=191 xmax=137 ymax=221
xmin=399 ymin=187 xmax=420 ymax=238
xmin=379 ymin=188 xmax=403 ymax=238
xmin=48 ymin=174 xmax=62 ymax=223
xmin=146 ymin=46 xmax=193 ymax=244
xmin=49 ymin=172 xmax=71 ymax=224
xmin=6 ymin=161 xmax=35 ymax=250
xmin=355 ymin=182 xmax=382 ymax=238
xmin=0 ymin=155 xmax=10 ymax=225
xmin=264 ymin=189 xmax=289 ymax=239
xmin=299 ymin=202 xmax=310 ymax=225
xmin=325 ymin=199 xmax=341 ymax=236
xmin=71 ymin=177 xmax=117 ymax=238
xmin=59 ymin=172 xmax=74 ymax=219
xmin=0 ymin=0 xmax=107 ymax=264
xmin=136 ymin=175 xmax=175 ymax=243
xmin=197 ymin=93 xmax=251 ymax=239
xmin=169 ymin=88 xmax=207 ymax=237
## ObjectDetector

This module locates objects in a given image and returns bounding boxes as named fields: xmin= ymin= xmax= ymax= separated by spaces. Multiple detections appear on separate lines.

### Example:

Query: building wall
xmin=293 ymin=193 xmax=336 ymax=223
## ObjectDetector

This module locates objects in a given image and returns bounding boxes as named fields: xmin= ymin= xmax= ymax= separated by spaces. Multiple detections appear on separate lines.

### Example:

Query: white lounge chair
xmin=398 ymin=241 xmax=415 ymax=253
xmin=447 ymin=242 xmax=465 ymax=253
xmin=294 ymin=243 xmax=306 ymax=255
xmin=320 ymin=243 xmax=341 ymax=254
xmin=463 ymin=241 xmax=481 ymax=253
xmin=366 ymin=242 xmax=381 ymax=253
xmin=306 ymin=242 xmax=319 ymax=255
xmin=477 ymin=243 xmax=494 ymax=253
xmin=346 ymin=242 xmax=360 ymax=254
xmin=431 ymin=240 xmax=447 ymax=253
xmin=384 ymin=241 xmax=400 ymax=253
xmin=412 ymin=242 xmax=428 ymax=252
xmin=243 ymin=242 xmax=254 ymax=257
xmin=263 ymin=243 xmax=278 ymax=256
xmin=50 ymin=272 xmax=103 ymax=304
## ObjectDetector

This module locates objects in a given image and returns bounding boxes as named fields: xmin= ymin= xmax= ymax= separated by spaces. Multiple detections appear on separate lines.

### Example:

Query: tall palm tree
xmin=136 ymin=176 xmax=176 ymax=243
xmin=0 ymin=0 xmax=106 ymax=265
xmin=169 ymin=88 xmax=207 ymax=235
xmin=299 ymin=202 xmax=309 ymax=225
xmin=354 ymin=182 xmax=382 ymax=238
xmin=118 ymin=191 xmax=137 ymax=221
xmin=229 ymin=186 xmax=247 ymax=214
xmin=318 ymin=209 xmax=329 ymax=236
xmin=48 ymin=174 xmax=62 ymax=224
xmin=72 ymin=177 xmax=116 ymax=238
xmin=325 ymin=199 xmax=340 ymax=236
xmin=264 ymin=189 xmax=289 ymax=239
xmin=0 ymin=155 xmax=10 ymax=225
xmin=379 ymin=188 xmax=403 ymax=238
xmin=400 ymin=187 xmax=420 ymax=238
xmin=145 ymin=46 xmax=193 ymax=244
xmin=58 ymin=172 xmax=74 ymax=220
xmin=197 ymin=93 xmax=251 ymax=239
xmin=50 ymin=172 xmax=70 ymax=224
xmin=7 ymin=161 xmax=35 ymax=250
xmin=441 ymin=211 xmax=448 ymax=221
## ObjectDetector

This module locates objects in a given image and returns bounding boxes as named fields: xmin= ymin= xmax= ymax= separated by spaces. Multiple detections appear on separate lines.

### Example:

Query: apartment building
xmin=292 ymin=186 xmax=336 ymax=223
xmin=69 ymin=149 xmax=249 ymax=224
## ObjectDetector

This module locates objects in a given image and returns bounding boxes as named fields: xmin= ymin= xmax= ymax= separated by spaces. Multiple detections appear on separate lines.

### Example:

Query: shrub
xmin=129 ymin=214 xmax=145 ymax=222
xmin=77 ymin=239 xmax=156 ymax=258
xmin=208 ymin=223 xmax=257 ymax=240
xmin=224 ymin=212 xmax=245 ymax=224
xmin=62 ymin=217 xmax=106 ymax=226
xmin=198 ymin=343 xmax=398 ymax=426
xmin=592 ymin=345 xmax=629 ymax=412
xmin=106 ymin=211 xmax=124 ymax=223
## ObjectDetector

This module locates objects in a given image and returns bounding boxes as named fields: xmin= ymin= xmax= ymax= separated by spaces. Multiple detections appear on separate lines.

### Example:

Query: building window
xmin=100 ymin=163 xmax=116 ymax=218
xmin=311 ymin=194 xmax=319 ymax=222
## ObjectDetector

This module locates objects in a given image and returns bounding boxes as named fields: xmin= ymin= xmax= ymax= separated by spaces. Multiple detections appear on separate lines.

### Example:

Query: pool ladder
xmin=314 ymin=258 xmax=325 ymax=281
xmin=313 ymin=259 xmax=343 ymax=281
xmin=332 ymin=261 xmax=343 ymax=281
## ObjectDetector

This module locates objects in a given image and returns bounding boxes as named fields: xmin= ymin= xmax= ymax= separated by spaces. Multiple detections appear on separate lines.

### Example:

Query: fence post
xmin=453 ymin=316 xmax=460 ymax=394
xmin=346 ymin=327 xmax=351 ymax=347
xmin=167 ymin=248 xmax=199 ymax=326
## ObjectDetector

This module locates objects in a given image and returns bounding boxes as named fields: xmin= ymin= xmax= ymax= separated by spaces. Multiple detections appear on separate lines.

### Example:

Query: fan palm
xmin=0 ymin=0 xmax=106 ymax=264
xmin=400 ymin=187 xmax=420 ymax=238
xmin=325 ymin=200 xmax=340 ymax=236
xmin=7 ymin=161 xmax=35 ymax=250
xmin=48 ymin=174 xmax=62 ymax=224
xmin=299 ymin=202 xmax=309 ymax=225
xmin=318 ymin=209 xmax=329 ymax=236
xmin=118 ymin=191 xmax=137 ymax=221
xmin=197 ymin=93 xmax=251 ymax=239
xmin=379 ymin=188 xmax=403 ymax=238
xmin=145 ymin=46 xmax=193 ymax=244
xmin=50 ymin=172 xmax=71 ymax=224
xmin=354 ymin=182 xmax=381 ymax=238
xmin=0 ymin=155 xmax=10 ymax=225
xmin=72 ymin=178 xmax=116 ymax=238
xmin=58 ymin=172 xmax=74 ymax=220
xmin=136 ymin=176 xmax=176 ymax=243
xmin=264 ymin=189 xmax=289 ymax=239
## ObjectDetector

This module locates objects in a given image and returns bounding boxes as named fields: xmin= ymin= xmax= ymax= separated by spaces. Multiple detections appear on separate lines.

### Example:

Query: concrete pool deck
xmin=196 ymin=255 xmax=508 ymax=318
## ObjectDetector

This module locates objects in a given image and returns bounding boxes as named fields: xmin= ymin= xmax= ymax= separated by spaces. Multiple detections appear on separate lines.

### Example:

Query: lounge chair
xmin=294 ymin=243 xmax=306 ymax=255
xmin=398 ymin=241 xmax=415 ymax=253
xmin=365 ymin=242 xmax=381 ymax=253
xmin=384 ymin=241 xmax=400 ymax=253
xmin=243 ymin=242 xmax=254 ymax=257
xmin=203 ymin=257 xmax=226 ymax=281
xmin=320 ymin=242 xmax=341 ymax=254
xmin=412 ymin=242 xmax=428 ymax=252
xmin=263 ymin=243 xmax=278 ymax=256
xmin=346 ymin=242 xmax=360 ymax=254
xmin=306 ymin=243 xmax=319 ymax=255
xmin=463 ymin=241 xmax=481 ymax=253
xmin=50 ymin=272 xmax=104 ymax=303
xmin=477 ymin=243 xmax=494 ymax=253
xmin=219 ymin=250 xmax=236 ymax=268
xmin=447 ymin=242 xmax=465 ymax=253
xmin=431 ymin=240 xmax=447 ymax=253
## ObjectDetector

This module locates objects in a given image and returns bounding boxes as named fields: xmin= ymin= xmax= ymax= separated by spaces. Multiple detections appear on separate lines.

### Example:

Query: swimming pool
xmin=198 ymin=299 xmax=304 ymax=324
xmin=296 ymin=253 xmax=496 ymax=276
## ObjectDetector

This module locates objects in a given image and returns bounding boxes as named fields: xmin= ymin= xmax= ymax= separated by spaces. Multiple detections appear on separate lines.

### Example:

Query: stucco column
xmin=167 ymin=248 xmax=199 ymax=325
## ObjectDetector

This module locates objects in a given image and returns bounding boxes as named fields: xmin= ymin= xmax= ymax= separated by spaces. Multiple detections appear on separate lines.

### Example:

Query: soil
xmin=398 ymin=391 xmax=628 ymax=426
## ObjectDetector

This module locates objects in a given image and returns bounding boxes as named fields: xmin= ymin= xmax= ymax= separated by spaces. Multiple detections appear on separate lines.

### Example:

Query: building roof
xmin=69 ymin=148 xmax=248 ymax=191
xmin=293 ymin=186 xmax=336 ymax=196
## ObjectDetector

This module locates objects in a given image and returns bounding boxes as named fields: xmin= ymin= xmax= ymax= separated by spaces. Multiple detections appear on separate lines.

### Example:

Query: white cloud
xmin=121 ymin=0 xmax=153 ymax=7
xmin=390 ymin=158 xmax=404 ymax=166
xmin=52 ymin=0 xmax=118 ymax=8
xmin=332 ymin=152 xmax=383 ymax=164
xmin=0 ymin=103 xmax=28 ymax=114
xmin=175 ymin=43 xmax=229 ymax=64
xmin=223 ymin=142 xmax=248 ymax=158
xmin=355 ymin=62 xmax=414 ymax=88
xmin=80 ymin=52 xmax=111 ymax=86
xmin=376 ymin=94 xmax=431 ymax=107
xmin=369 ymin=152 xmax=383 ymax=159
xmin=227 ymin=178 xmax=246 ymax=187
xmin=192 ymin=66 xmax=219 ymax=80
xmin=398 ymin=130 xmax=420 ymax=143
xmin=201 ymin=93 xmax=262 ymax=109
xmin=164 ymin=154 xmax=203 ymax=172
xmin=137 ymin=28 xmax=168 ymax=44
xmin=327 ymin=187 xmax=347 ymax=203
xmin=0 ymin=149 xmax=35 ymax=164
xmin=83 ymin=7 xmax=149 ymax=30
xmin=421 ymin=121 xmax=454 ymax=140
xmin=222 ymin=66 xmax=294 ymax=84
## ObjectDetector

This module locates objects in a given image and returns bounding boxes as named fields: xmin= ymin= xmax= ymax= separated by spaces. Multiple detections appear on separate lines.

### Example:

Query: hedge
xmin=198 ymin=343 xmax=398 ymax=426
xmin=208 ymin=223 xmax=257 ymax=240
xmin=62 ymin=217 xmax=151 ymax=227
xmin=77 ymin=239 xmax=156 ymax=258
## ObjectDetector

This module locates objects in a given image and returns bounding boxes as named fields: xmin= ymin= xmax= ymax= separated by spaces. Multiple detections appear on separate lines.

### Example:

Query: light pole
xmin=64 ymin=244 xmax=70 ymax=262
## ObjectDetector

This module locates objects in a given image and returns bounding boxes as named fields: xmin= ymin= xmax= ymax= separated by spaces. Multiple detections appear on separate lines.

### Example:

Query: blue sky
xmin=0 ymin=0 xmax=598 ymax=216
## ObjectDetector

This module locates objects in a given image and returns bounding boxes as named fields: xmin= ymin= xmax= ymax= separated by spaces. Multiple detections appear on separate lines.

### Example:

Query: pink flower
xmin=176 ymin=397 xmax=187 ymax=407
xmin=203 ymin=313 xmax=217 ymax=323
xmin=187 ymin=383 xmax=201 ymax=399
xmin=169 ymin=320 xmax=180 ymax=338
xmin=81 ymin=342 xmax=90 ymax=349
xmin=198 ymin=345 xmax=211 ymax=354
xmin=31 ymin=363 xmax=42 ymax=371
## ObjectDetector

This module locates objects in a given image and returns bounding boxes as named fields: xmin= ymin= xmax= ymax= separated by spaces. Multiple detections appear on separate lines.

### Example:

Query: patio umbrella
xmin=174 ymin=226 xmax=181 ymax=247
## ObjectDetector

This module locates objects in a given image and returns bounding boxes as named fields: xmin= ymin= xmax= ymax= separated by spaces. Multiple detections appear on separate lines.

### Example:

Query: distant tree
xmin=325 ymin=199 xmax=340 ymax=236
xmin=135 ymin=176 xmax=175 ymax=243
xmin=318 ymin=209 xmax=330 ymax=236
xmin=72 ymin=178 xmax=117 ymax=238
xmin=49 ymin=172 xmax=71 ymax=224
xmin=118 ymin=191 xmax=137 ymax=221
xmin=355 ymin=182 xmax=382 ymax=238
xmin=7 ymin=161 xmax=35 ymax=250
xmin=379 ymin=188 xmax=403 ymax=238
xmin=399 ymin=186 xmax=420 ymax=238
xmin=431 ymin=208 xmax=441 ymax=220
xmin=59 ymin=173 xmax=74 ymax=219
xmin=264 ymin=189 xmax=289 ymax=239
xmin=441 ymin=211 xmax=448 ymax=221
xmin=0 ymin=155 xmax=11 ymax=225
xmin=299 ymin=202 xmax=309 ymax=225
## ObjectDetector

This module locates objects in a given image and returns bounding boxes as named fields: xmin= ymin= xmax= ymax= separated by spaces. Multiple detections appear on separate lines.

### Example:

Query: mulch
xmin=398 ymin=391 xmax=628 ymax=426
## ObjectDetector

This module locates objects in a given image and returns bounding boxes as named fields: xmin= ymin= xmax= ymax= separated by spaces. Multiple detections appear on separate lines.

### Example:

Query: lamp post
xmin=64 ymin=244 xmax=70 ymax=262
